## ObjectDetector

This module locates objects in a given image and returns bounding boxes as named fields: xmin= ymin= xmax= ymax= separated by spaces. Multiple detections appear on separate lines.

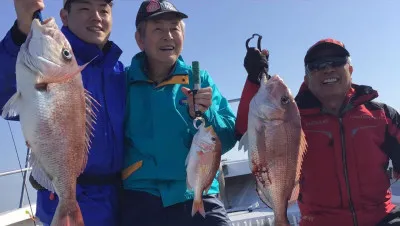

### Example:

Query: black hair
xmin=63 ymin=0 xmax=113 ymax=12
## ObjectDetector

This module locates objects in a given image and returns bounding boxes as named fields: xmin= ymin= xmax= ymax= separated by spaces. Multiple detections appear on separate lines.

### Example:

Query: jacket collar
xmin=127 ymin=51 xmax=189 ymax=83
xmin=294 ymin=82 xmax=379 ymax=116
xmin=61 ymin=26 xmax=122 ymax=68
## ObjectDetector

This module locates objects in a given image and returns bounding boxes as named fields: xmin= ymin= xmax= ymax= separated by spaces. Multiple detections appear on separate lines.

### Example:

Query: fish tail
xmin=51 ymin=198 xmax=84 ymax=226
xmin=191 ymin=189 xmax=206 ymax=218
xmin=273 ymin=217 xmax=290 ymax=226
xmin=273 ymin=203 xmax=290 ymax=226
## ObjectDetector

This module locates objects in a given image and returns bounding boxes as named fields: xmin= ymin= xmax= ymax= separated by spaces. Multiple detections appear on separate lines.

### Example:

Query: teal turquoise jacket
xmin=123 ymin=52 xmax=236 ymax=207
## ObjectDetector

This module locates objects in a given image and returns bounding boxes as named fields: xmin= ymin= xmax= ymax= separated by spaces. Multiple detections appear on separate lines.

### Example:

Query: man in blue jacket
xmin=0 ymin=0 xmax=126 ymax=225
xmin=122 ymin=0 xmax=236 ymax=225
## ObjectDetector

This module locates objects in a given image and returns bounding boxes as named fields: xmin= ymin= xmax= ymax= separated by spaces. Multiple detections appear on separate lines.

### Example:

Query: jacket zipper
xmin=339 ymin=117 xmax=358 ymax=226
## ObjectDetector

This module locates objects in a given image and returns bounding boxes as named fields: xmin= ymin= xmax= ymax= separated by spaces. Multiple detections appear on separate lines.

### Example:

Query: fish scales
xmin=239 ymin=74 xmax=307 ymax=226
xmin=186 ymin=119 xmax=221 ymax=218
xmin=1 ymin=17 xmax=98 ymax=226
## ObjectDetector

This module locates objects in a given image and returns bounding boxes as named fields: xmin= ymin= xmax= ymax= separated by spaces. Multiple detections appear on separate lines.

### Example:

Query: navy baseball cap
xmin=135 ymin=0 xmax=188 ymax=27
xmin=304 ymin=38 xmax=350 ymax=65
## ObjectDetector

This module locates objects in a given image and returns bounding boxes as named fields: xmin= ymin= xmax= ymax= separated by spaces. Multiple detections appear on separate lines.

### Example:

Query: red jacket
xmin=235 ymin=79 xmax=400 ymax=226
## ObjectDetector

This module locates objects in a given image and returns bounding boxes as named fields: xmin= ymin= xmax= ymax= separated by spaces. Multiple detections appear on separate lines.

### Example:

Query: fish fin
xmin=37 ymin=60 xmax=92 ymax=86
xmin=255 ymin=179 xmax=273 ymax=209
xmin=185 ymin=144 xmax=196 ymax=167
xmin=51 ymin=198 xmax=84 ymax=226
xmin=288 ymin=180 xmax=300 ymax=207
xmin=299 ymin=129 xmax=308 ymax=168
xmin=192 ymin=197 xmax=206 ymax=218
xmin=286 ymin=130 xmax=307 ymax=207
xmin=288 ymin=128 xmax=307 ymax=205
xmin=1 ymin=92 xmax=21 ymax=119
xmin=29 ymin=153 xmax=56 ymax=193
xmin=186 ymin=176 xmax=193 ymax=190
xmin=82 ymin=88 xmax=100 ymax=173
xmin=185 ymin=150 xmax=191 ymax=167
xmin=203 ymin=184 xmax=212 ymax=195
xmin=238 ymin=131 xmax=249 ymax=152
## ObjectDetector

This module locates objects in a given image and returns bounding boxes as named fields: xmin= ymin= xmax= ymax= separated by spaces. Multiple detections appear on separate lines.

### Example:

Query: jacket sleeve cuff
xmin=202 ymin=105 xmax=236 ymax=155
xmin=235 ymin=79 xmax=260 ymax=141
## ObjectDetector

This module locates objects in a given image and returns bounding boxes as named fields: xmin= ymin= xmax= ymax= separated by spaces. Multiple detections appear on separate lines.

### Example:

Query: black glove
xmin=243 ymin=34 xmax=270 ymax=85
xmin=244 ymin=48 xmax=270 ymax=85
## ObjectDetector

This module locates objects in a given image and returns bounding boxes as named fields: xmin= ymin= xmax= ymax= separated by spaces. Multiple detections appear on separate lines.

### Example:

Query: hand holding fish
xmin=181 ymin=87 xmax=212 ymax=118
xmin=14 ymin=0 xmax=44 ymax=35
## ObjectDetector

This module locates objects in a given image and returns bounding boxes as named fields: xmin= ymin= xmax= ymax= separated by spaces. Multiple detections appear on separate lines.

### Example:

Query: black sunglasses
xmin=306 ymin=56 xmax=348 ymax=73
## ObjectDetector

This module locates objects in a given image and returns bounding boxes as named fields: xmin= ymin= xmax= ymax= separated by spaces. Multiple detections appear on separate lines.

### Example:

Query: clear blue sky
xmin=0 ymin=0 xmax=399 ymax=213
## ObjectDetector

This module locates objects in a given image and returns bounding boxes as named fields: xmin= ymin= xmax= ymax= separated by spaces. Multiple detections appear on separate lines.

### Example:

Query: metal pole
xmin=19 ymin=148 xmax=30 ymax=208
xmin=228 ymin=98 xmax=240 ymax=103
xmin=0 ymin=167 xmax=31 ymax=177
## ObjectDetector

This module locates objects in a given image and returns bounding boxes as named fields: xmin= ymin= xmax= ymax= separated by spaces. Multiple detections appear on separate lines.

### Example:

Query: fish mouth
xmin=26 ymin=17 xmax=59 ymax=49
xmin=268 ymin=74 xmax=283 ymax=83
xmin=32 ymin=17 xmax=58 ymax=31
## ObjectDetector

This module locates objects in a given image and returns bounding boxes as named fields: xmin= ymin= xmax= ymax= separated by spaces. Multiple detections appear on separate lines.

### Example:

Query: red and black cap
xmin=135 ymin=0 xmax=188 ymax=27
xmin=304 ymin=38 xmax=350 ymax=65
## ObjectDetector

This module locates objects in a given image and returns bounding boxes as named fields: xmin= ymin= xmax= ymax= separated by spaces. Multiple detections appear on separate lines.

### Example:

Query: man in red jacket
xmin=235 ymin=37 xmax=400 ymax=226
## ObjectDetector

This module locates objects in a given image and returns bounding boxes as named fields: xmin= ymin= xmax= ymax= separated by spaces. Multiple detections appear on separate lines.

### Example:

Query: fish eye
xmin=62 ymin=48 xmax=72 ymax=61
xmin=281 ymin=96 xmax=290 ymax=105
xmin=211 ymin=137 xmax=216 ymax=142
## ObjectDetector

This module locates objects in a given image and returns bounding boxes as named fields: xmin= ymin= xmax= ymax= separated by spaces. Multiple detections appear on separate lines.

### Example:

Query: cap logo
xmin=146 ymin=0 xmax=161 ymax=13
xmin=161 ymin=1 xmax=176 ymax=11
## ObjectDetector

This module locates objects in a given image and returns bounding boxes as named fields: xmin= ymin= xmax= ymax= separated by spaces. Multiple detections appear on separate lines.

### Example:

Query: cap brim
xmin=146 ymin=11 xmax=188 ymax=21
xmin=305 ymin=42 xmax=349 ymax=64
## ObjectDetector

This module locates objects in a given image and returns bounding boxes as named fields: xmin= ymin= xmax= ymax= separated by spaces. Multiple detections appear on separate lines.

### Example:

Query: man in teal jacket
xmin=121 ymin=0 xmax=236 ymax=225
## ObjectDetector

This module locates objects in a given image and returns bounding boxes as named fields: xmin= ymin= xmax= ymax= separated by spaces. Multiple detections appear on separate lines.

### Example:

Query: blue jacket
xmin=0 ymin=23 xmax=126 ymax=226
xmin=123 ymin=52 xmax=236 ymax=207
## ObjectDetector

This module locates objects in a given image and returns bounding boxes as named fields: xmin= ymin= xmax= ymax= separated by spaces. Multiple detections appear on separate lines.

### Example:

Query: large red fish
xmin=1 ymin=18 xmax=97 ymax=226
xmin=239 ymin=74 xmax=307 ymax=226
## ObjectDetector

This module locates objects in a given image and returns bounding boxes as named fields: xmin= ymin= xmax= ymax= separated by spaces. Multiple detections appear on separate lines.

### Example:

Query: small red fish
xmin=186 ymin=119 xmax=222 ymax=217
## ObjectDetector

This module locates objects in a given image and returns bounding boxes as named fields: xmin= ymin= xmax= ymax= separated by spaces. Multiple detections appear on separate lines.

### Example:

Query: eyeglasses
xmin=306 ymin=56 xmax=348 ymax=73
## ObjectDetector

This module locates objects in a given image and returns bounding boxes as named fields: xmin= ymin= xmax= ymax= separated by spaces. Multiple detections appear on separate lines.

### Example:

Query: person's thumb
xmin=181 ymin=87 xmax=192 ymax=97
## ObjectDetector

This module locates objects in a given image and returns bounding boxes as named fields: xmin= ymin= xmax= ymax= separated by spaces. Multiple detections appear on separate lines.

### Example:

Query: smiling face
xmin=304 ymin=48 xmax=353 ymax=102
xmin=60 ymin=0 xmax=112 ymax=49
xmin=135 ymin=13 xmax=184 ymax=67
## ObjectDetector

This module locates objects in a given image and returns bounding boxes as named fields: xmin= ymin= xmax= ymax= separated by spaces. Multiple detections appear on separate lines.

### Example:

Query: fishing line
xmin=7 ymin=121 xmax=36 ymax=226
